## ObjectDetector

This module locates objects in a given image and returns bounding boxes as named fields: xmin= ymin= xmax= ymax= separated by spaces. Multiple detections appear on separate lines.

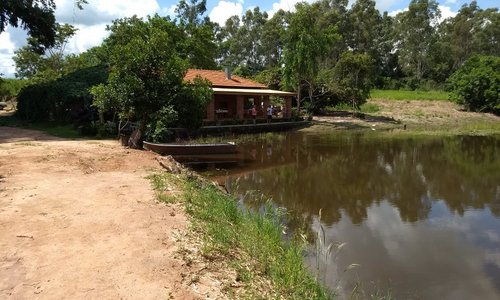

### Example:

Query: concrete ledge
xmin=200 ymin=121 xmax=311 ymax=135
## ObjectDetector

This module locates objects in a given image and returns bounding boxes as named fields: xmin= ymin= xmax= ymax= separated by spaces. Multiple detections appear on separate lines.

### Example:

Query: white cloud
xmin=159 ymin=4 xmax=178 ymax=18
xmin=375 ymin=0 xmax=404 ymax=12
xmin=438 ymin=5 xmax=457 ymax=22
xmin=388 ymin=8 xmax=407 ymax=17
xmin=267 ymin=0 xmax=313 ymax=17
xmin=56 ymin=0 xmax=161 ymax=61
xmin=0 ymin=0 xmax=162 ymax=77
xmin=0 ymin=31 xmax=17 ymax=76
xmin=66 ymin=24 xmax=109 ymax=54
xmin=55 ymin=0 xmax=160 ymax=25
xmin=445 ymin=0 xmax=457 ymax=4
xmin=209 ymin=1 xmax=244 ymax=25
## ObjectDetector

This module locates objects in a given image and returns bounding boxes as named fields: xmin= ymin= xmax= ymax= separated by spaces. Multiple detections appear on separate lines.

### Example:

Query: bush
xmin=447 ymin=55 xmax=500 ymax=114
xmin=0 ymin=78 xmax=29 ymax=100
xmin=331 ymin=52 xmax=374 ymax=109
xmin=16 ymin=66 xmax=108 ymax=122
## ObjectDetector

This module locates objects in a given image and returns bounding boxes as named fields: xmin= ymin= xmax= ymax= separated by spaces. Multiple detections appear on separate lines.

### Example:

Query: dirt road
xmin=0 ymin=127 xmax=214 ymax=299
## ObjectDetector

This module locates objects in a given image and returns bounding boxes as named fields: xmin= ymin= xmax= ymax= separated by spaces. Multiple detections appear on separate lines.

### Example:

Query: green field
xmin=370 ymin=89 xmax=449 ymax=101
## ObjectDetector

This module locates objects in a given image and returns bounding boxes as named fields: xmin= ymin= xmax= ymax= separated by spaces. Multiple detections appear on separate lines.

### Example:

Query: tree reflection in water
xmin=203 ymin=132 xmax=500 ymax=299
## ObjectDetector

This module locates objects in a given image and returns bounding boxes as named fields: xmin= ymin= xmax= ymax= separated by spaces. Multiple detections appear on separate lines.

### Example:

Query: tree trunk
xmin=296 ymin=82 xmax=301 ymax=111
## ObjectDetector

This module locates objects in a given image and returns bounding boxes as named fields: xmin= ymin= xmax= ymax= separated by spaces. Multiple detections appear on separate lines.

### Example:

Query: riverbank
xmin=308 ymin=99 xmax=500 ymax=135
xmin=1 ymin=97 xmax=498 ymax=298
xmin=0 ymin=127 xmax=225 ymax=299
xmin=0 ymin=127 xmax=330 ymax=299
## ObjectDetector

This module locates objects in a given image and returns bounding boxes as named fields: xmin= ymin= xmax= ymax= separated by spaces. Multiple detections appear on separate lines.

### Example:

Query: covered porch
xmin=205 ymin=88 xmax=295 ymax=121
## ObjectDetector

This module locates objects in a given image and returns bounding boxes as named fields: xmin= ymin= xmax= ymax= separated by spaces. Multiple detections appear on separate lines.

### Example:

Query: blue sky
xmin=1 ymin=0 xmax=498 ymax=77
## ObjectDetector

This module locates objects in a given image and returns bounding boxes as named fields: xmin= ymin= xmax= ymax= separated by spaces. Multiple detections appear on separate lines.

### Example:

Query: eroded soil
xmin=0 ymin=127 xmax=222 ymax=299
xmin=312 ymin=99 xmax=500 ymax=132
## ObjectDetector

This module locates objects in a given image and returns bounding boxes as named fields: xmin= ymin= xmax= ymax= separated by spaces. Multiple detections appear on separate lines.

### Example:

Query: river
xmin=193 ymin=131 xmax=500 ymax=299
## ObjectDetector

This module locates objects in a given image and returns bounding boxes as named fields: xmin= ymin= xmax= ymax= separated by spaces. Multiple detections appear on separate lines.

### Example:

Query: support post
xmin=206 ymin=96 xmax=215 ymax=121
xmin=285 ymin=96 xmax=292 ymax=118
xmin=236 ymin=95 xmax=244 ymax=120
xmin=263 ymin=95 xmax=270 ymax=119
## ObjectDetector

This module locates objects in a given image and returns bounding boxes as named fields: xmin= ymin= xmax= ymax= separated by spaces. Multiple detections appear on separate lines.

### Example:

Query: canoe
xmin=143 ymin=141 xmax=238 ymax=155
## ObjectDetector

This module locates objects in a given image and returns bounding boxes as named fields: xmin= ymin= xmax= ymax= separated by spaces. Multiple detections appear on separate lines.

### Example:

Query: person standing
xmin=267 ymin=106 xmax=273 ymax=123
xmin=251 ymin=105 xmax=257 ymax=124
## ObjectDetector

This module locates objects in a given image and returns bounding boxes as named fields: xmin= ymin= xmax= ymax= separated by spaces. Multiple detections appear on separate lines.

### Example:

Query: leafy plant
xmin=331 ymin=51 xmax=374 ymax=109
xmin=16 ymin=65 xmax=108 ymax=122
xmin=90 ymin=16 xmax=213 ymax=142
xmin=447 ymin=55 xmax=500 ymax=114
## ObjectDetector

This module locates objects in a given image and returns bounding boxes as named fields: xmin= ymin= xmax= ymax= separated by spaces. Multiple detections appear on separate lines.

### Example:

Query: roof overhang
xmin=212 ymin=87 xmax=296 ymax=97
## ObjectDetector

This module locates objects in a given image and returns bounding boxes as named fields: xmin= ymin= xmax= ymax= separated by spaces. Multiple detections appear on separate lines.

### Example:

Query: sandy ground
xmin=312 ymin=99 xmax=500 ymax=130
xmin=0 ymin=127 xmax=220 ymax=299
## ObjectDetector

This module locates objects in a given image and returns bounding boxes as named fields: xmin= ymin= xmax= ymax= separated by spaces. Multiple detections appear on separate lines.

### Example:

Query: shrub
xmin=16 ymin=65 xmax=108 ymax=122
xmin=331 ymin=52 xmax=374 ymax=109
xmin=447 ymin=55 xmax=500 ymax=114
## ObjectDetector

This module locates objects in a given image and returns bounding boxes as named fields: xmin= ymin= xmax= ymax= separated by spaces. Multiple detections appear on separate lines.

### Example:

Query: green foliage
xmin=0 ymin=0 xmax=57 ymax=50
xmin=90 ymin=15 xmax=213 ymax=142
xmin=175 ymin=0 xmax=218 ymax=69
xmin=283 ymin=2 xmax=339 ymax=110
xmin=146 ymin=106 xmax=178 ymax=143
xmin=16 ymin=65 xmax=108 ymax=122
xmin=13 ymin=23 xmax=79 ymax=82
xmin=360 ymin=102 xmax=380 ymax=113
xmin=161 ymin=175 xmax=332 ymax=299
xmin=0 ymin=78 xmax=29 ymax=99
xmin=394 ymin=0 xmax=440 ymax=81
xmin=331 ymin=51 xmax=374 ymax=109
xmin=253 ymin=67 xmax=283 ymax=90
xmin=447 ymin=55 xmax=500 ymax=113
xmin=370 ymin=89 xmax=449 ymax=101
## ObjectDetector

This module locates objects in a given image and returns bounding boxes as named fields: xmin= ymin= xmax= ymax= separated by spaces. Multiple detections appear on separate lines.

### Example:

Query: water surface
xmin=198 ymin=132 xmax=500 ymax=299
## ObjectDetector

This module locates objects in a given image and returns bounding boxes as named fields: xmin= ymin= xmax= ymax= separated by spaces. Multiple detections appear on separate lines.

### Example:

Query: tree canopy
xmin=0 ymin=0 xmax=86 ymax=51
xmin=8 ymin=0 xmax=500 ymax=134
xmin=90 ymin=15 xmax=213 ymax=142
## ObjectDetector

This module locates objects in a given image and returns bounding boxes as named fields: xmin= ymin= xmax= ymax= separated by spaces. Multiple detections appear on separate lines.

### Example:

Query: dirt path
xmin=0 ymin=127 xmax=217 ymax=299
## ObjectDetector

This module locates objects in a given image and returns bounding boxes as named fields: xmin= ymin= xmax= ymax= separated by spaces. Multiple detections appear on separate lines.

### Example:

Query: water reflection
xmin=203 ymin=132 xmax=500 ymax=299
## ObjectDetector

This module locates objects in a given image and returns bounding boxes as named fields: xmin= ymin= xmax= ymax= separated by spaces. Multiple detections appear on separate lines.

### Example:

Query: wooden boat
xmin=143 ymin=141 xmax=238 ymax=155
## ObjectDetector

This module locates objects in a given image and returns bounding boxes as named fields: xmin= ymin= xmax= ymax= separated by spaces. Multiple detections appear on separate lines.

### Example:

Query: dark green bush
xmin=447 ymin=55 xmax=500 ymax=114
xmin=16 ymin=66 xmax=108 ymax=122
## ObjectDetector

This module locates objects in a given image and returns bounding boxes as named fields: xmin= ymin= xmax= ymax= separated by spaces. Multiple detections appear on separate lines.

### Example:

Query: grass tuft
xmin=150 ymin=172 xmax=332 ymax=299
xmin=147 ymin=172 xmax=183 ymax=203
xmin=360 ymin=103 xmax=381 ymax=113
xmin=0 ymin=115 xmax=80 ymax=139
xmin=370 ymin=89 xmax=449 ymax=101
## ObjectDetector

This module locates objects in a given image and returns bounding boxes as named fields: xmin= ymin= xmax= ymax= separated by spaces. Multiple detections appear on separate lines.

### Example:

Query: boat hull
xmin=143 ymin=141 xmax=238 ymax=155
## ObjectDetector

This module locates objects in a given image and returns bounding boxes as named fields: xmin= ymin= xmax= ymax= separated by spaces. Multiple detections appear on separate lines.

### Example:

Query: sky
xmin=1 ymin=0 xmax=499 ymax=77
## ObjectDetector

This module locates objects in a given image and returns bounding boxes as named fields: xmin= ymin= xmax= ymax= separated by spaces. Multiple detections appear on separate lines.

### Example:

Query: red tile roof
xmin=184 ymin=69 xmax=267 ymax=89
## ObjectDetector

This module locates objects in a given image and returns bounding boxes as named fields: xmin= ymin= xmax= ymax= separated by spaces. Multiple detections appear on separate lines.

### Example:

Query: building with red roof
xmin=184 ymin=69 xmax=295 ymax=121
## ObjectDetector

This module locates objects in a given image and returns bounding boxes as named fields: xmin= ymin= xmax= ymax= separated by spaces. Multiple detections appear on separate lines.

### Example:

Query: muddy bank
xmin=0 ymin=127 xmax=222 ymax=299
xmin=309 ymin=99 xmax=500 ymax=134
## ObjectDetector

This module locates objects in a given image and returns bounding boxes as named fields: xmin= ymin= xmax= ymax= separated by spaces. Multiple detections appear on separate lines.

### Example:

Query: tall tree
xmin=13 ymin=23 xmax=78 ymax=82
xmin=394 ymin=0 xmax=440 ymax=81
xmin=0 ymin=0 xmax=86 ymax=51
xmin=439 ymin=1 xmax=481 ymax=69
xmin=283 ymin=2 xmax=339 ymax=110
xmin=260 ymin=9 xmax=288 ymax=69
xmin=217 ymin=15 xmax=241 ymax=68
xmin=346 ymin=0 xmax=381 ymax=55
xmin=218 ymin=7 xmax=269 ymax=76
xmin=91 ymin=15 xmax=212 ymax=142
xmin=475 ymin=8 xmax=500 ymax=56
xmin=175 ymin=0 xmax=217 ymax=69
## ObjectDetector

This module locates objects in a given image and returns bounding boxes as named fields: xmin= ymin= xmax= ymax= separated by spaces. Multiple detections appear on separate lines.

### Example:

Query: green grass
xmin=0 ymin=115 xmax=81 ymax=139
xmin=370 ymin=89 xmax=449 ymax=101
xmin=29 ymin=123 xmax=81 ymax=138
xmin=360 ymin=103 xmax=381 ymax=113
xmin=150 ymin=172 xmax=332 ymax=299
